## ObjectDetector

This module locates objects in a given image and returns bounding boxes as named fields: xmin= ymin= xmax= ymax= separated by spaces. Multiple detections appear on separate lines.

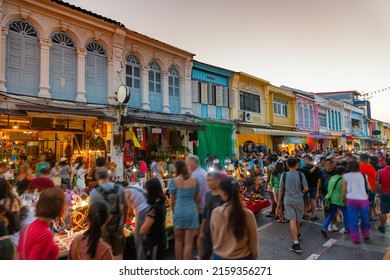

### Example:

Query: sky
xmin=67 ymin=0 xmax=390 ymax=122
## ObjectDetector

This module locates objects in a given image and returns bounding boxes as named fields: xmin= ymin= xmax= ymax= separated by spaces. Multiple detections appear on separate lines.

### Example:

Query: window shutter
xmin=222 ymin=87 xmax=229 ymax=107
xmin=191 ymin=80 xmax=199 ymax=102
xmin=201 ymin=82 xmax=208 ymax=104
xmin=207 ymin=84 xmax=213 ymax=104
xmin=228 ymin=88 xmax=235 ymax=108
xmin=216 ymin=86 xmax=223 ymax=106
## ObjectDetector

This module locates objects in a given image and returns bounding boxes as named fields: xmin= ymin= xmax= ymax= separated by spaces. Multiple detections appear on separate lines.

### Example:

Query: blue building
xmin=191 ymin=61 xmax=234 ymax=166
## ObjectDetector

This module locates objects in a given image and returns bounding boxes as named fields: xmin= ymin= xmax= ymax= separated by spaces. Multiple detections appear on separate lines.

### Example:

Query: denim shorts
xmin=304 ymin=188 xmax=317 ymax=200
xmin=381 ymin=193 xmax=390 ymax=214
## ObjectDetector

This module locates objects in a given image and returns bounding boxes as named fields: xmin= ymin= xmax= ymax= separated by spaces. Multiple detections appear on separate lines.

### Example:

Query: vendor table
xmin=245 ymin=200 xmax=270 ymax=214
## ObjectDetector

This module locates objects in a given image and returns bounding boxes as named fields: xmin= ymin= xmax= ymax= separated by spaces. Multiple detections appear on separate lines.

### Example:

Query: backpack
xmin=96 ymin=184 xmax=121 ymax=232
xmin=282 ymin=171 xmax=304 ymax=190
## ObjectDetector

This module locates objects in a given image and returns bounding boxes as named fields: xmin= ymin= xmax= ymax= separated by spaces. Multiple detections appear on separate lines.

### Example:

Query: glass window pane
xmin=134 ymin=79 xmax=140 ymax=89
xmin=149 ymin=82 xmax=154 ymax=91
xmin=126 ymin=65 xmax=132 ymax=76
xmin=134 ymin=67 xmax=140 ymax=77
xmin=175 ymin=77 xmax=180 ymax=86
xmin=156 ymin=84 xmax=161 ymax=93
xmin=169 ymin=86 xmax=173 ymax=96
xmin=126 ymin=77 xmax=132 ymax=87
xmin=156 ymin=72 xmax=161 ymax=82
xmin=169 ymin=76 xmax=173 ymax=86
xmin=175 ymin=87 xmax=180 ymax=97
xmin=149 ymin=71 xmax=154 ymax=81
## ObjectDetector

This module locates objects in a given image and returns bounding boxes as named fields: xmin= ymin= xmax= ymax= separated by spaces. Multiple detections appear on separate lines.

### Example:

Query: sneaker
xmin=378 ymin=225 xmax=386 ymax=234
xmin=311 ymin=216 xmax=320 ymax=221
xmin=320 ymin=229 xmax=327 ymax=238
xmin=302 ymin=215 xmax=309 ymax=220
xmin=331 ymin=224 xmax=339 ymax=231
xmin=289 ymin=243 xmax=302 ymax=253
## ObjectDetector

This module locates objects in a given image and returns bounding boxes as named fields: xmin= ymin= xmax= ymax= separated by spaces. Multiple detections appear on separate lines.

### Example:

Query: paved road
xmin=161 ymin=207 xmax=390 ymax=260
xmin=256 ymin=208 xmax=390 ymax=260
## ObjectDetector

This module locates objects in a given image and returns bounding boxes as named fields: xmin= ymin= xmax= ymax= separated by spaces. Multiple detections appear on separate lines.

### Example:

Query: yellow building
xmin=231 ymin=73 xmax=303 ymax=155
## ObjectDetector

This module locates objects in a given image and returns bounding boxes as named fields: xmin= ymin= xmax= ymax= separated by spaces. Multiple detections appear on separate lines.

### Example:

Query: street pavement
xmin=256 ymin=207 xmax=390 ymax=260
xmin=162 ymin=207 xmax=390 ymax=260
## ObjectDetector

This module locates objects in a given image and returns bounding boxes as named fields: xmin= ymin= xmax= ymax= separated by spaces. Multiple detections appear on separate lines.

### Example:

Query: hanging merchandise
xmin=89 ymin=136 xmax=106 ymax=151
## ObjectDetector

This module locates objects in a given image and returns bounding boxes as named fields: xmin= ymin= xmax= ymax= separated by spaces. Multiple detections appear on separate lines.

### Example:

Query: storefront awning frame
xmin=239 ymin=127 xmax=308 ymax=137
xmin=121 ymin=113 xmax=205 ymax=131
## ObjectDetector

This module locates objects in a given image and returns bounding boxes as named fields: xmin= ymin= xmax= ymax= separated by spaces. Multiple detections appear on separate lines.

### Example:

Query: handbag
xmin=324 ymin=177 xmax=342 ymax=212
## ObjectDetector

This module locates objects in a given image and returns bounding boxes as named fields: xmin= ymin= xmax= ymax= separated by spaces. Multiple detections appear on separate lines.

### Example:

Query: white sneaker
xmin=331 ymin=224 xmax=339 ymax=231
xmin=327 ymin=224 xmax=333 ymax=231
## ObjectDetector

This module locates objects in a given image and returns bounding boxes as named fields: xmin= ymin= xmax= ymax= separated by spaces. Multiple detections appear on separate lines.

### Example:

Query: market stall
xmin=240 ymin=193 xmax=270 ymax=214
xmin=51 ymin=191 xmax=174 ymax=259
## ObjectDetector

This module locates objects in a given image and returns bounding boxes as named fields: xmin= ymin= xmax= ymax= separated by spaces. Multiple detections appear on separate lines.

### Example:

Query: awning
xmin=0 ymin=108 xmax=28 ymax=116
xmin=121 ymin=113 xmax=205 ymax=131
xmin=239 ymin=127 xmax=308 ymax=137
xmin=16 ymin=104 xmax=116 ymax=122
xmin=307 ymin=134 xmax=333 ymax=140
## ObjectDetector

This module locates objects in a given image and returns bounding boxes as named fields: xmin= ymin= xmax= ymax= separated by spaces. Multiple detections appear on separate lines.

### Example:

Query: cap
xmin=60 ymin=157 xmax=67 ymax=162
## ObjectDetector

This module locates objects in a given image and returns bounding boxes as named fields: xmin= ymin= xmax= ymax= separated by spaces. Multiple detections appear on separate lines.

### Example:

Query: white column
xmin=37 ymin=38 xmax=52 ymax=98
xmin=141 ymin=64 xmax=150 ymax=111
xmin=106 ymin=55 xmax=114 ymax=104
xmin=0 ymin=27 xmax=8 ymax=92
xmin=75 ymin=47 xmax=87 ymax=103
xmin=162 ymin=71 xmax=170 ymax=113
xmin=180 ymin=76 xmax=186 ymax=114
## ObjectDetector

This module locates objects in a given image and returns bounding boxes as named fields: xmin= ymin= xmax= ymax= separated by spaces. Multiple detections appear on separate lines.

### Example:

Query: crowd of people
xmin=0 ymin=148 xmax=389 ymax=260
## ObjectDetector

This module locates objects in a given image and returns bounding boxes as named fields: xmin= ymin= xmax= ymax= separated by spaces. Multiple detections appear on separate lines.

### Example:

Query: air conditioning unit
xmin=243 ymin=111 xmax=254 ymax=123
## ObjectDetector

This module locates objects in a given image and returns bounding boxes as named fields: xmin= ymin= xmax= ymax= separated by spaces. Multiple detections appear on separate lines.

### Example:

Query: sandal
xmin=276 ymin=219 xmax=286 ymax=223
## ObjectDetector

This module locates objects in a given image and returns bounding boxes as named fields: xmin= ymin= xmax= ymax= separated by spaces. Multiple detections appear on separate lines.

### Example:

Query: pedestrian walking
xmin=210 ymin=176 xmax=258 ymax=260
xmin=277 ymin=157 xmax=309 ymax=253
xmin=169 ymin=160 xmax=200 ymax=260
xmin=342 ymin=160 xmax=371 ymax=244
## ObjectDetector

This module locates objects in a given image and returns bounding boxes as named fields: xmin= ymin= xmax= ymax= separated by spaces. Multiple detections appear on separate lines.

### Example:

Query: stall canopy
xmin=15 ymin=104 xmax=116 ymax=121
xmin=121 ymin=112 xmax=205 ymax=131
xmin=195 ymin=122 xmax=233 ymax=167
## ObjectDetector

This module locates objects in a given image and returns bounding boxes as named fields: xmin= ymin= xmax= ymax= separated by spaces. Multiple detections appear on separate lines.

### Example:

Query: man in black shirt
xmin=298 ymin=155 xmax=320 ymax=221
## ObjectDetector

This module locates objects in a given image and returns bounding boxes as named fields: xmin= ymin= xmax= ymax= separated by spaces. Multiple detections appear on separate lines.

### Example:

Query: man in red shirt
xmin=359 ymin=154 xmax=377 ymax=222
xmin=378 ymin=157 xmax=390 ymax=233
xmin=28 ymin=167 xmax=55 ymax=192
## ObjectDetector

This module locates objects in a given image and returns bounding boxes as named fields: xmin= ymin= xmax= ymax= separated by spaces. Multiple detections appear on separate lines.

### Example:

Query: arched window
xmin=6 ymin=20 xmax=39 ymax=96
xmin=309 ymin=105 xmax=314 ymax=129
xmin=168 ymin=66 xmax=180 ymax=114
xmin=297 ymin=102 xmax=303 ymax=127
xmin=85 ymin=42 xmax=107 ymax=104
xmin=304 ymin=103 xmax=309 ymax=128
xmin=50 ymin=32 xmax=76 ymax=101
xmin=148 ymin=61 xmax=162 ymax=112
xmin=125 ymin=54 xmax=142 ymax=108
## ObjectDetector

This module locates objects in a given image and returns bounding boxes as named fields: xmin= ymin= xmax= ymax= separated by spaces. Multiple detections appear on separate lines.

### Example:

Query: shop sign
xmin=287 ymin=136 xmax=307 ymax=144
xmin=152 ymin=128 xmax=162 ymax=134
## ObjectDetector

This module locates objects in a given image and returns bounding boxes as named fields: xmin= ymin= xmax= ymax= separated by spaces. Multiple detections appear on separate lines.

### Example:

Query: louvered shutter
xmin=64 ymin=48 xmax=76 ymax=100
xmin=6 ymin=32 xmax=23 ymax=92
xmin=24 ymin=36 xmax=39 ymax=94
xmin=50 ymin=46 xmax=63 ymax=98
xmin=96 ymin=56 xmax=107 ymax=103
xmin=222 ymin=87 xmax=229 ymax=107
xmin=191 ymin=80 xmax=199 ymax=102
xmin=201 ymin=82 xmax=208 ymax=104
xmin=216 ymin=86 xmax=223 ymax=106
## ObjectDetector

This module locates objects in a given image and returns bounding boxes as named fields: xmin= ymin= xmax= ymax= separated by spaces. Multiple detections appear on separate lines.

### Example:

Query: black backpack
xmin=96 ymin=184 xmax=121 ymax=232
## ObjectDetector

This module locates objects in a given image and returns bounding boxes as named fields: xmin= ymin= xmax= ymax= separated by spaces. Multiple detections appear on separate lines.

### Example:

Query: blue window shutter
xmin=63 ymin=48 xmax=76 ymax=100
xmin=201 ymin=104 xmax=208 ymax=118
xmin=6 ymin=32 xmax=23 ymax=93
xmin=23 ymin=37 xmax=39 ymax=95
xmin=50 ymin=45 xmax=63 ymax=99
xmin=216 ymin=106 xmax=222 ymax=119
xmin=96 ymin=55 xmax=107 ymax=103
